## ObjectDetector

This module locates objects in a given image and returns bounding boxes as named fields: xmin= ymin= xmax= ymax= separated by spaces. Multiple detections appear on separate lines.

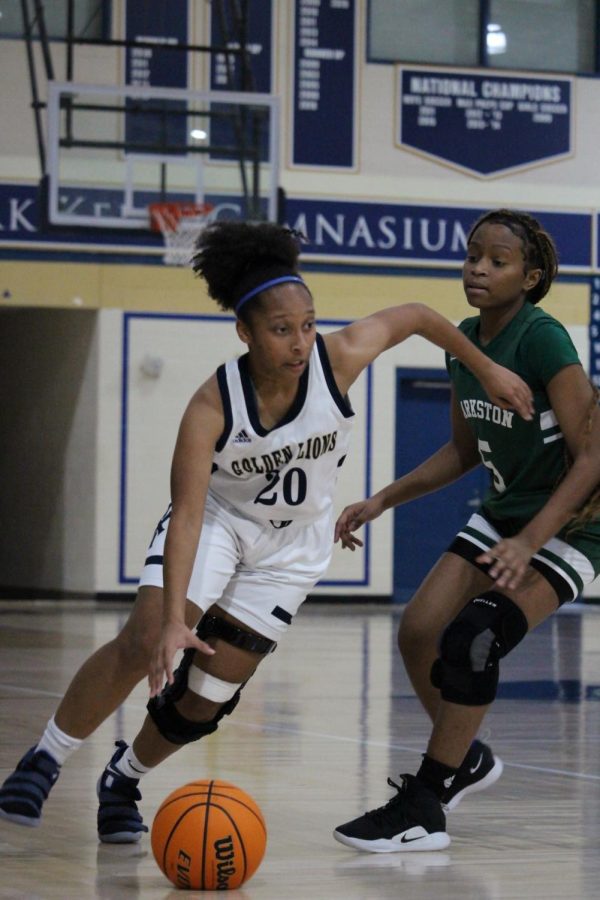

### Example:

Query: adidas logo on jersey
xmin=233 ymin=429 xmax=252 ymax=444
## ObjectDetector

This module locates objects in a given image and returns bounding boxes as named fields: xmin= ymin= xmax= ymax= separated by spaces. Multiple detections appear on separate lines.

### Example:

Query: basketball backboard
xmin=45 ymin=82 xmax=280 ymax=231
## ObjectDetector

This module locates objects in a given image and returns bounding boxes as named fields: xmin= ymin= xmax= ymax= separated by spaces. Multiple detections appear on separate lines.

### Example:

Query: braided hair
xmin=467 ymin=209 xmax=558 ymax=304
xmin=191 ymin=221 xmax=306 ymax=321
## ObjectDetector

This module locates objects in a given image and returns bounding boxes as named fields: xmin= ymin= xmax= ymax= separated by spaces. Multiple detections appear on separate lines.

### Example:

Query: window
xmin=368 ymin=0 xmax=598 ymax=74
xmin=0 ymin=0 xmax=109 ymax=40
xmin=368 ymin=0 xmax=480 ymax=66
xmin=487 ymin=0 xmax=596 ymax=73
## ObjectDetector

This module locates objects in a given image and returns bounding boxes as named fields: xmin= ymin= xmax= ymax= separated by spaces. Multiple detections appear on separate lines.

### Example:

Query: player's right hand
xmin=334 ymin=496 xmax=384 ymax=550
xmin=148 ymin=620 xmax=215 ymax=698
xmin=480 ymin=361 xmax=534 ymax=421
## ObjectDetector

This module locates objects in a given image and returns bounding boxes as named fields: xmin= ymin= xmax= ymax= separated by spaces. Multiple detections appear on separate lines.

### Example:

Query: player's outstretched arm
xmin=324 ymin=303 xmax=533 ymax=420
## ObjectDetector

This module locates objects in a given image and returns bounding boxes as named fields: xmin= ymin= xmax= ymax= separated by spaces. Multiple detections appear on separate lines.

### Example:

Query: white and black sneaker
xmin=97 ymin=741 xmax=148 ymax=843
xmin=442 ymin=740 xmax=503 ymax=812
xmin=333 ymin=774 xmax=450 ymax=853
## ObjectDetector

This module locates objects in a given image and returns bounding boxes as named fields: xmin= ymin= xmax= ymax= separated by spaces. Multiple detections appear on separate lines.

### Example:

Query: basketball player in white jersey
xmin=0 ymin=221 xmax=534 ymax=843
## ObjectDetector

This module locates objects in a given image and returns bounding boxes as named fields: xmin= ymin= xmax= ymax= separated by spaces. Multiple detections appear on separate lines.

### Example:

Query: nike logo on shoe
xmin=469 ymin=754 xmax=483 ymax=775
xmin=401 ymin=832 xmax=426 ymax=843
xmin=443 ymin=775 xmax=455 ymax=789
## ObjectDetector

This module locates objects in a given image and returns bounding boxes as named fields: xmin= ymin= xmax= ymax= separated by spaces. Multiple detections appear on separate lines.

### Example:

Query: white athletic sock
xmin=36 ymin=717 xmax=83 ymax=766
xmin=112 ymin=744 xmax=152 ymax=780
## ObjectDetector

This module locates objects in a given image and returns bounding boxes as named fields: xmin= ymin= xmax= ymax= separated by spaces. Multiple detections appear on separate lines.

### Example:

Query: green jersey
xmin=447 ymin=303 xmax=599 ymax=546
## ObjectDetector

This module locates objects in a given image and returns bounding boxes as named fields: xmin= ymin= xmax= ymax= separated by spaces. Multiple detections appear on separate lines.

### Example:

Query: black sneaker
xmin=333 ymin=774 xmax=450 ymax=853
xmin=97 ymin=741 xmax=148 ymax=844
xmin=442 ymin=740 xmax=503 ymax=812
xmin=0 ymin=746 xmax=60 ymax=827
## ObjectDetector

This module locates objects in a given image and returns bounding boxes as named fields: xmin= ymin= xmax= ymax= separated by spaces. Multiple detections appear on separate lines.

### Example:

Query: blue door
xmin=393 ymin=368 xmax=487 ymax=602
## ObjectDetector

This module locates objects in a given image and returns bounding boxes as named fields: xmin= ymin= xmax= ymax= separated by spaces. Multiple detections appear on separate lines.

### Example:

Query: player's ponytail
xmin=191 ymin=221 xmax=306 ymax=320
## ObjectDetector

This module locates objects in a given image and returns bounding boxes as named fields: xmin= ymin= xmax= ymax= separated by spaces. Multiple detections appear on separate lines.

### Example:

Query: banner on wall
xmin=398 ymin=66 xmax=573 ymax=177
xmin=210 ymin=0 xmax=272 ymax=92
xmin=124 ymin=0 xmax=189 ymax=151
xmin=284 ymin=197 xmax=591 ymax=270
xmin=209 ymin=0 xmax=273 ymax=162
xmin=291 ymin=0 xmax=356 ymax=168
xmin=0 ymin=183 xmax=594 ymax=272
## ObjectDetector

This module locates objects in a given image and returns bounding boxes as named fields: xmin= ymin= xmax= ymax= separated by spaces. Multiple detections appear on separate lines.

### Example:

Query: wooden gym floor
xmin=1 ymin=599 xmax=599 ymax=899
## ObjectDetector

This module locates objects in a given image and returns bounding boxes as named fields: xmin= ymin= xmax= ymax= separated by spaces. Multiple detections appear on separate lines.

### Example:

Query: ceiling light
xmin=487 ymin=23 xmax=507 ymax=55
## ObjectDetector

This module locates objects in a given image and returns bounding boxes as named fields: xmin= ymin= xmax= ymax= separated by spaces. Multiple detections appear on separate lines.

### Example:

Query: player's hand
xmin=148 ymin=620 xmax=215 ymax=698
xmin=476 ymin=535 xmax=536 ymax=591
xmin=480 ymin=362 xmax=534 ymax=421
xmin=334 ymin=496 xmax=384 ymax=551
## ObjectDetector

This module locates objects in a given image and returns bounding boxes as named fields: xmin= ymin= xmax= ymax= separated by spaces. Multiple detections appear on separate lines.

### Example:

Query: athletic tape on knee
xmin=431 ymin=591 xmax=528 ymax=706
xmin=187 ymin=667 xmax=242 ymax=703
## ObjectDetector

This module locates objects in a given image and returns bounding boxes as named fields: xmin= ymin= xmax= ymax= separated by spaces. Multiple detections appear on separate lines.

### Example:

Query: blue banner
xmin=0 ymin=183 xmax=593 ymax=272
xmin=209 ymin=0 xmax=272 ymax=162
xmin=398 ymin=67 xmax=572 ymax=177
xmin=125 ymin=0 xmax=188 ymax=152
xmin=210 ymin=0 xmax=271 ymax=93
xmin=292 ymin=0 xmax=356 ymax=168
xmin=284 ymin=198 xmax=591 ymax=269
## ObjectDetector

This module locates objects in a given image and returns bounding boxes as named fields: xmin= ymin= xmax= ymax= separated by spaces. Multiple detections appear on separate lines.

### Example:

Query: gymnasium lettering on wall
xmin=0 ymin=182 xmax=594 ymax=272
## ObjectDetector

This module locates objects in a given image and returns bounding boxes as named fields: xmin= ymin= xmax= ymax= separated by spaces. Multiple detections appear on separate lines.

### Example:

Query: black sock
xmin=459 ymin=739 xmax=482 ymax=770
xmin=416 ymin=754 xmax=458 ymax=800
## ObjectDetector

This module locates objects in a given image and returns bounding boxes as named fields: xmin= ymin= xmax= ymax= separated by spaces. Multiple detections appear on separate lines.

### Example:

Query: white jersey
xmin=209 ymin=334 xmax=354 ymax=525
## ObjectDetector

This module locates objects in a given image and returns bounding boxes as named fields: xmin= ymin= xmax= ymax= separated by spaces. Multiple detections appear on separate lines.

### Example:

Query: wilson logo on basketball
xmin=175 ymin=849 xmax=192 ymax=889
xmin=214 ymin=835 xmax=236 ymax=889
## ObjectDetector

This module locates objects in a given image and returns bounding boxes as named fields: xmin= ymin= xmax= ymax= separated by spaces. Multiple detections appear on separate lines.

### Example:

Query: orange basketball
xmin=151 ymin=779 xmax=267 ymax=891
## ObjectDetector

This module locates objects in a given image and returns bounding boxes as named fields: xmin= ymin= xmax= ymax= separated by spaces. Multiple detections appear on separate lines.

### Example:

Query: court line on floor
xmin=225 ymin=720 xmax=600 ymax=782
xmin=2 ymin=682 xmax=600 ymax=783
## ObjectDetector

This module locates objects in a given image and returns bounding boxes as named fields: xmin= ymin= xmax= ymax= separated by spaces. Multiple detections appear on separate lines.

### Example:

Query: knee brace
xmin=431 ymin=591 xmax=528 ymax=706
xmin=146 ymin=613 xmax=275 ymax=745
xmin=197 ymin=612 xmax=278 ymax=655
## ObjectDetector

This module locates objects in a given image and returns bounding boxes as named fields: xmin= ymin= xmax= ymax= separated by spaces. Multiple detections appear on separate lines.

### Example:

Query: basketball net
xmin=149 ymin=201 xmax=214 ymax=267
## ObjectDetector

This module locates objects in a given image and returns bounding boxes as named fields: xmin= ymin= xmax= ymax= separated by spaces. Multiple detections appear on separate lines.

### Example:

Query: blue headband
xmin=235 ymin=275 xmax=306 ymax=314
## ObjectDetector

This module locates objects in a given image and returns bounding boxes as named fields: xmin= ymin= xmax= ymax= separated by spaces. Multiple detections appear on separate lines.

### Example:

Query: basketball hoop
xmin=149 ymin=201 xmax=214 ymax=267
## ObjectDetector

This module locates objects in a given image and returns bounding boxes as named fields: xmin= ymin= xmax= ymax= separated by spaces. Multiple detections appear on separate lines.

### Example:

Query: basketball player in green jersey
xmin=333 ymin=208 xmax=600 ymax=852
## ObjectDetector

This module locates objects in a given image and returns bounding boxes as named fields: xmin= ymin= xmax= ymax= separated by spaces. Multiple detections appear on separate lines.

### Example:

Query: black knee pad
xmin=431 ymin=591 xmax=528 ymax=706
xmin=147 ymin=673 xmax=242 ymax=745
xmin=146 ymin=612 xmax=275 ymax=746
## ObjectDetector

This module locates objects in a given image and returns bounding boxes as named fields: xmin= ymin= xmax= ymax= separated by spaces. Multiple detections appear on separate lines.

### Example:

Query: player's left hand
xmin=476 ymin=535 xmax=536 ymax=590
xmin=480 ymin=362 xmax=534 ymax=421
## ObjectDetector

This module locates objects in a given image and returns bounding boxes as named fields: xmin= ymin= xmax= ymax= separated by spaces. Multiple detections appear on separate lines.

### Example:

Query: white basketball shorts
xmin=138 ymin=491 xmax=334 ymax=640
xmin=448 ymin=511 xmax=596 ymax=603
